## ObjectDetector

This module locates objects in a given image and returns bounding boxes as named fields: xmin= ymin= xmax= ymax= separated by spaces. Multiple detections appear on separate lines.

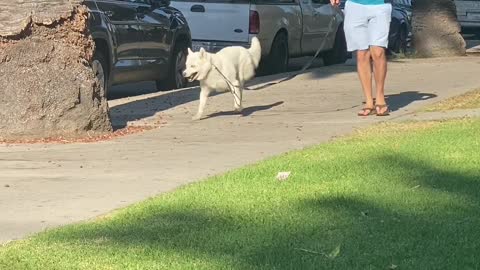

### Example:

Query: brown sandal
xmin=375 ymin=104 xmax=390 ymax=116
xmin=358 ymin=107 xmax=376 ymax=116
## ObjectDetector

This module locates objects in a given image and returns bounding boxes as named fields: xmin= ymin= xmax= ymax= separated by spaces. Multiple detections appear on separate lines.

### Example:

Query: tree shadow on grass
xmin=380 ymin=154 xmax=480 ymax=200
xmin=39 ymin=153 xmax=480 ymax=269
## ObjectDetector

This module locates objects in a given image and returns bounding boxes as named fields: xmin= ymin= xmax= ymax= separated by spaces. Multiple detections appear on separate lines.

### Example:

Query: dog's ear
xmin=199 ymin=47 xmax=206 ymax=58
xmin=188 ymin=48 xmax=193 ymax=55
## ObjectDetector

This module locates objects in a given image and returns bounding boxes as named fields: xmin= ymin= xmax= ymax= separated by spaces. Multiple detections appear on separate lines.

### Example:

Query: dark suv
xmin=85 ymin=0 xmax=192 ymax=94
xmin=388 ymin=0 xmax=412 ymax=53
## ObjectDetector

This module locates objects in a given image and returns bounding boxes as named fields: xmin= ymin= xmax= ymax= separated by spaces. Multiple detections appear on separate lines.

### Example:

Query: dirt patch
xmin=424 ymin=88 xmax=480 ymax=112
xmin=350 ymin=118 xmax=477 ymax=142
xmin=348 ymin=121 xmax=444 ymax=142
xmin=0 ymin=126 xmax=154 ymax=145
xmin=0 ymin=2 xmax=112 ymax=140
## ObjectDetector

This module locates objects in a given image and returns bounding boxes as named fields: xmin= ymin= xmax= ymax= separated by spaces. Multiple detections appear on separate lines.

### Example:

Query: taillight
xmin=249 ymin=10 xmax=260 ymax=34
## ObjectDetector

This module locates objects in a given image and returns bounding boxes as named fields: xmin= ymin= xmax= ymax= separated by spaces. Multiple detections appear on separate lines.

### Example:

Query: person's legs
xmin=356 ymin=50 xmax=375 ymax=114
xmin=367 ymin=3 xmax=392 ymax=115
xmin=343 ymin=1 xmax=374 ymax=115
xmin=370 ymin=46 xmax=387 ymax=112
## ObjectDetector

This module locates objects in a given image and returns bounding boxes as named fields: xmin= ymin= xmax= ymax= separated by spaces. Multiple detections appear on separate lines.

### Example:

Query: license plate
xmin=467 ymin=12 xmax=480 ymax=21
xmin=192 ymin=42 xmax=213 ymax=52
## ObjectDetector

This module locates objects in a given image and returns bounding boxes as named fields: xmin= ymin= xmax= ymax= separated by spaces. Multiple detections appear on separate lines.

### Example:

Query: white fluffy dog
xmin=183 ymin=37 xmax=262 ymax=120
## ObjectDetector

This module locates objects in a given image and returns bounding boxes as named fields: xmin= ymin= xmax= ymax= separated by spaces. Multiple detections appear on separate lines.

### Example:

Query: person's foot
xmin=375 ymin=104 xmax=390 ymax=116
xmin=357 ymin=107 xmax=376 ymax=116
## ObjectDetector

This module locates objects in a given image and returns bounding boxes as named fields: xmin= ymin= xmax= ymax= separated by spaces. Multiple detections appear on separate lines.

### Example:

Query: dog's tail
xmin=248 ymin=37 xmax=262 ymax=68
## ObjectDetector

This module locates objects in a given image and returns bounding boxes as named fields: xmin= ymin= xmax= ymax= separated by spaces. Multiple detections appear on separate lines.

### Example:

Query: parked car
xmin=85 ymin=0 xmax=192 ymax=94
xmin=389 ymin=0 xmax=412 ymax=53
xmin=340 ymin=0 xmax=412 ymax=54
xmin=170 ymin=0 xmax=348 ymax=74
xmin=455 ymin=0 xmax=480 ymax=30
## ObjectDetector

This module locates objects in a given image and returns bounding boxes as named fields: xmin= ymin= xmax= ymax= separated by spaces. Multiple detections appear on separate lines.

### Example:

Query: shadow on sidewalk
xmin=205 ymin=101 xmax=284 ymax=119
xmin=304 ymin=64 xmax=357 ymax=80
xmin=109 ymin=87 xmax=202 ymax=129
xmin=385 ymin=91 xmax=437 ymax=112
xmin=109 ymin=64 xmax=356 ymax=129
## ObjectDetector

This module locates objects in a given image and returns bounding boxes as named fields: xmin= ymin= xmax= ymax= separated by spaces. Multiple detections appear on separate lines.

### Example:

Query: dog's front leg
xmin=193 ymin=88 xmax=210 ymax=120
xmin=232 ymin=81 xmax=243 ymax=113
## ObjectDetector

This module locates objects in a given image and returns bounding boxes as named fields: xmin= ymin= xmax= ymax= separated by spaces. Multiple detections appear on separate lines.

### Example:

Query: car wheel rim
xmin=92 ymin=60 xmax=105 ymax=91
xmin=175 ymin=50 xmax=186 ymax=88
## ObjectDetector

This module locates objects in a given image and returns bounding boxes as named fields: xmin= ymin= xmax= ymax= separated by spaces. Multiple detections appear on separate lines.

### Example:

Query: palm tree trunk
xmin=412 ymin=0 xmax=466 ymax=57
xmin=0 ymin=0 xmax=112 ymax=140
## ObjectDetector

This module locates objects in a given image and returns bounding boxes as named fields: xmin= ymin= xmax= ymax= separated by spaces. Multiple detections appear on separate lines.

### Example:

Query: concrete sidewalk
xmin=1 ymin=57 xmax=479 ymax=244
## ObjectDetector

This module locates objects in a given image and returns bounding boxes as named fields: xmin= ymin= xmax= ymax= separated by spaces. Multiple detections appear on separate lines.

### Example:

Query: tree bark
xmin=0 ymin=0 xmax=112 ymax=140
xmin=412 ymin=0 xmax=466 ymax=57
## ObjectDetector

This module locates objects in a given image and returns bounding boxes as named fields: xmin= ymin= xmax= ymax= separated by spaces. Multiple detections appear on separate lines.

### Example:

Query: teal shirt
xmin=349 ymin=0 xmax=386 ymax=5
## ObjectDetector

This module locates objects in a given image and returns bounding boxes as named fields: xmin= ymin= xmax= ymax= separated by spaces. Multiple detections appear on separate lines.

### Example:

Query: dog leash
xmin=211 ymin=7 xmax=340 ymax=94
xmin=210 ymin=64 xmax=243 ymax=107
xmin=246 ymin=11 xmax=338 ymax=91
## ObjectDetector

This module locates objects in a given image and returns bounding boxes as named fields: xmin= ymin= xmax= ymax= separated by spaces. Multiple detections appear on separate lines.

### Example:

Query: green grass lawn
xmin=1 ymin=119 xmax=480 ymax=270
xmin=425 ymin=88 xmax=480 ymax=111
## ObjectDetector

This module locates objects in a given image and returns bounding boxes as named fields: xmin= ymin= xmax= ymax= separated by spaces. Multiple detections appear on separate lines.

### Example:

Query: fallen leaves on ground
xmin=0 ymin=126 xmax=154 ymax=145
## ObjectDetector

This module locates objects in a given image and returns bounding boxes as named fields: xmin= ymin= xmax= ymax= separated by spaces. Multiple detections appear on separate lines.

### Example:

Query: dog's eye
xmin=190 ymin=65 xmax=196 ymax=68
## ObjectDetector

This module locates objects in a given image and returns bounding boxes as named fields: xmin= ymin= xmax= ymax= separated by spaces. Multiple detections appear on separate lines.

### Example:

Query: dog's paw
xmin=192 ymin=114 xmax=202 ymax=121
xmin=234 ymin=107 xmax=243 ymax=113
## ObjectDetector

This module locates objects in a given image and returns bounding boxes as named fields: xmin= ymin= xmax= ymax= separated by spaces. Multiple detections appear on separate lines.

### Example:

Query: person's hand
xmin=330 ymin=0 xmax=340 ymax=6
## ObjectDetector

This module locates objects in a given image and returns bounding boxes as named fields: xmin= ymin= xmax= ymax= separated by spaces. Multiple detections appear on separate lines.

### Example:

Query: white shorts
xmin=343 ymin=1 xmax=392 ymax=52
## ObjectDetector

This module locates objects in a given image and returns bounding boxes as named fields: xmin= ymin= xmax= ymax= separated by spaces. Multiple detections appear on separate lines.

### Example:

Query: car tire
xmin=390 ymin=24 xmax=408 ymax=54
xmin=323 ymin=26 xmax=348 ymax=66
xmin=92 ymin=50 xmax=109 ymax=97
xmin=264 ymin=32 xmax=289 ymax=75
xmin=398 ymin=25 xmax=408 ymax=54
xmin=156 ymin=41 xmax=188 ymax=91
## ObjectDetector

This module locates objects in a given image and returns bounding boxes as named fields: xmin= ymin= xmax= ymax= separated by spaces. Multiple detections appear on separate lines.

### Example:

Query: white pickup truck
xmin=170 ymin=0 xmax=347 ymax=74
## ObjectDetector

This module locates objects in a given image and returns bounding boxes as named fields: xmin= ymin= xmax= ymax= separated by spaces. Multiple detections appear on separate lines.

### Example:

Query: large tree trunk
xmin=0 ymin=0 xmax=112 ymax=140
xmin=412 ymin=0 xmax=466 ymax=57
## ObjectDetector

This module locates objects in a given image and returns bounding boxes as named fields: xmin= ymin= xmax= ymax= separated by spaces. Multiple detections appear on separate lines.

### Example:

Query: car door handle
xmin=191 ymin=5 xmax=205 ymax=12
